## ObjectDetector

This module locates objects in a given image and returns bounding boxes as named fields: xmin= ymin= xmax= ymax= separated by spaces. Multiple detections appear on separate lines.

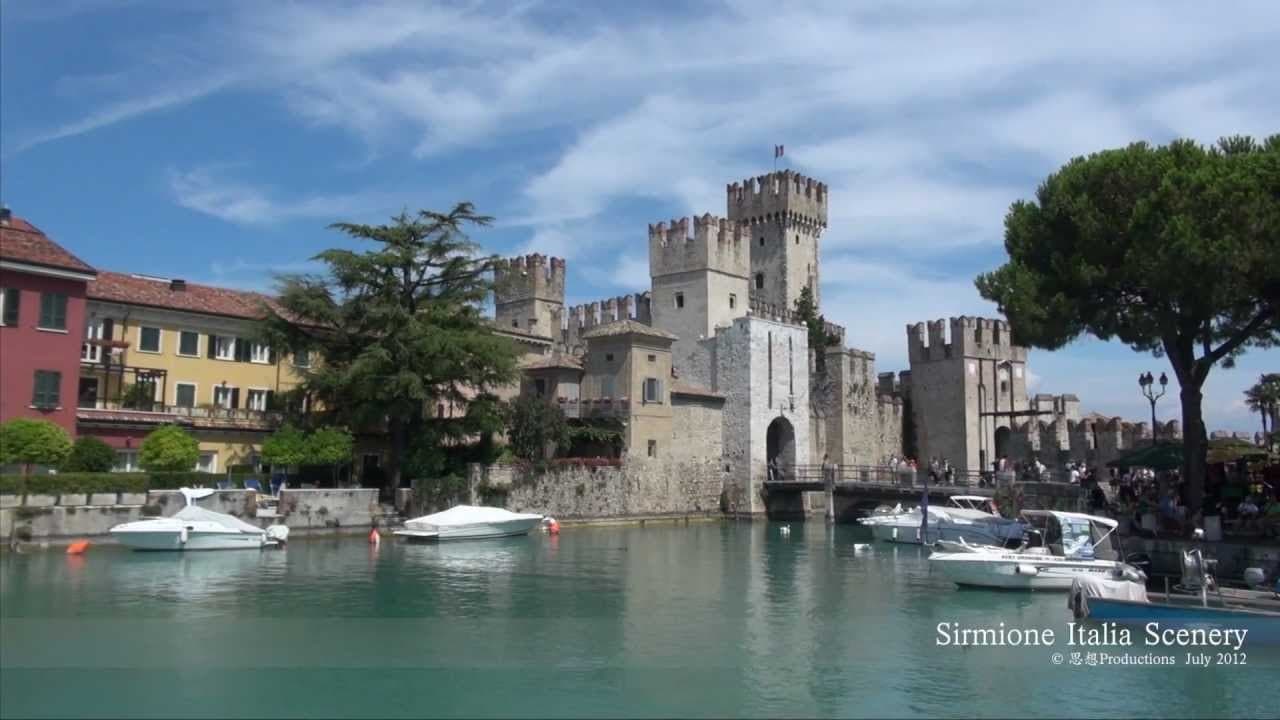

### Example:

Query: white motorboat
xmin=859 ymin=495 xmax=1025 ymax=547
xmin=394 ymin=505 xmax=544 ymax=542
xmin=110 ymin=488 xmax=289 ymax=551
xmin=928 ymin=510 xmax=1121 ymax=591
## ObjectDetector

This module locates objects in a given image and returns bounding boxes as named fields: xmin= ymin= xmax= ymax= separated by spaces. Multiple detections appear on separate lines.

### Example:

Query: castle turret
xmin=648 ymin=214 xmax=750 ymax=387
xmin=494 ymin=254 xmax=565 ymax=339
xmin=727 ymin=170 xmax=828 ymax=313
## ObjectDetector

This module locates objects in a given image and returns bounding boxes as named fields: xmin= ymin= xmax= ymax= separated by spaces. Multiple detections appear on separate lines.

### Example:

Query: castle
xmin=491 ymin=170 xmax=1170 ymax=511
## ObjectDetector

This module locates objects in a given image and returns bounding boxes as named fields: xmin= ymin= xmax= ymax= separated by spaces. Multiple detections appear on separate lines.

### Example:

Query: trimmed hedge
xmin=0 ymin=472 xmax=269 ymax=495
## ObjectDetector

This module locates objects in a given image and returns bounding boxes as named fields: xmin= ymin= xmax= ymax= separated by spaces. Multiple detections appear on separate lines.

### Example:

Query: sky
xmin=2 ymin=0 xmax=1277 ymax=432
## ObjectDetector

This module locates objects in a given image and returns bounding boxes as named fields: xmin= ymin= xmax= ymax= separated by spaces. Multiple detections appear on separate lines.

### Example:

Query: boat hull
xmin=1080 ymin=598 xmax=1280 ymax=645
xmin=869 ymin=522 xmax=1012 ymax=547
xmin=399 ymin=517 xmax=542 ymax=542
xmin=111 ymin=529 xmax=270 ymax=551
xmin=931 ymin=553 xmax=1117 ymax=591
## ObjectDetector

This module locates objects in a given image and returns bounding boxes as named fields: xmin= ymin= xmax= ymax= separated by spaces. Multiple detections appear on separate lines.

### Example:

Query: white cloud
xmin=609 ymin=255 xmax=650 ymax=292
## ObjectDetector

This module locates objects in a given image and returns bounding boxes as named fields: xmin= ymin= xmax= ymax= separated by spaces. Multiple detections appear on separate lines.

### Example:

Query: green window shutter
xmin=208 ymin=335 xmax=218 ymax=359
xmin=2 ymin=288 xmax=19 ymax=325
xmin=230 ymin=387 xmax=240 ymax=408
xmin=32 ymin=371 xmax=61 ymax=407
xmin=40 ymin=293 xmax=67 ymax=329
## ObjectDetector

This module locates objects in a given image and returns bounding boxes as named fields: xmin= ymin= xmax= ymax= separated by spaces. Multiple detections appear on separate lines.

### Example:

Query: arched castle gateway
xmin=493 ymin=170 xmax=1165 ymax=512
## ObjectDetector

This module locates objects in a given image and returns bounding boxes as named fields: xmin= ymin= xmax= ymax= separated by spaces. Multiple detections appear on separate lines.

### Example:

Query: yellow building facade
xmin=77 ymin=271 xmax=307 ymax=473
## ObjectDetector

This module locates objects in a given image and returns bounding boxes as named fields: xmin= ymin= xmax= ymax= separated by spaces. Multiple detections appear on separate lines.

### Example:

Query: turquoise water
xmin=2 ymin=522 xmax=1276 ymax=718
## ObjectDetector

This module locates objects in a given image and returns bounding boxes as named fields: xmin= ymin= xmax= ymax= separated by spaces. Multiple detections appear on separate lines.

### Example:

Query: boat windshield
xmin=1060 ymin=517 xmax=1095 ymax=559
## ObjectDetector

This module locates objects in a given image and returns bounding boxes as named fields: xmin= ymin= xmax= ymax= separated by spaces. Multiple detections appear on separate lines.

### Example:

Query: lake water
xmin=2 ymin=522 xmax=1275 ymax=718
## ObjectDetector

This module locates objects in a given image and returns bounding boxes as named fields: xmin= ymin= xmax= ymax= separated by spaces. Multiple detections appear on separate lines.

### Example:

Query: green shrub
xmin=139 ymin=425 xmax=199 ymax=472
xmin=0 ymin=419 xmax=73 ymax=474
xmin=0 ymin=472 xmax=225 ymax=495
xmin=62 ymin=437 xmax=118 ymax=472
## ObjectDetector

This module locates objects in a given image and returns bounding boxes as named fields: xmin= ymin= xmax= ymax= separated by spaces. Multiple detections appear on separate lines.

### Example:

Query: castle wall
xmin=671 ymin=394 xmax=725 ymax=463
xmin=560 ymin=293 xmax=650 ymax=352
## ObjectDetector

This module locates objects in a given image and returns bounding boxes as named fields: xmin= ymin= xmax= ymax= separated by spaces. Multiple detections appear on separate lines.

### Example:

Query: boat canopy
xmin=1019 ymin=510 xmax=1119 ymax=561
xmin=173 ymin=505 xmax=266 ymax=535
xmin=405 ymin=505 xmax=543 ymax=530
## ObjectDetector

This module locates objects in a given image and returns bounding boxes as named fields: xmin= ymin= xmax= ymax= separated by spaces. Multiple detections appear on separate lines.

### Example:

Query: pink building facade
xmin=0 ymin=211 xmax=97 ymax=436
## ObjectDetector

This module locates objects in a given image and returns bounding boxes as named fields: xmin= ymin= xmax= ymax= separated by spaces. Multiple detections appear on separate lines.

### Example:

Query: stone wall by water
xmin=459 ymin=459 xmax=725 ymax=520
xmin=1 ymin=488 xmax=378 ymax=541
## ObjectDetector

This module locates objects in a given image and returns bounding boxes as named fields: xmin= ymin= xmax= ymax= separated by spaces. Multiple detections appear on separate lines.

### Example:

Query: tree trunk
xmin=1179 ymin=383 xmax=1207 ymax=520
xmin=387 ymin=417 xmax=405 ymax=501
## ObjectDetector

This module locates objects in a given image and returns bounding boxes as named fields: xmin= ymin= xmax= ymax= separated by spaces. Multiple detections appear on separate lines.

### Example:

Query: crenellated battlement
xmin=559 ymin=292 xmax=652 ymax=351
xmin=494 ymin=253 xmax=566 ymax=303
xmin=726 ymin=170 xmax=828 ymax=228
xmin=906 ymin=316 xmax=1026 ymax=364
xmin=648 ymin=213 xmax=750 ymax=279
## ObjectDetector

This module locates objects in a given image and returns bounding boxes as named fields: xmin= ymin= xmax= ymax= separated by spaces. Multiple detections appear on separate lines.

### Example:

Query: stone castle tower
xmin=907 ymin=317 xmax=1029 ymax=473
xmin=648 ymin=214 xmax=750 ymax=388
xmin=727 ymin=171 xmax=828 ymax=312
xmin=494 ymin=254 xmax=565 ymax=338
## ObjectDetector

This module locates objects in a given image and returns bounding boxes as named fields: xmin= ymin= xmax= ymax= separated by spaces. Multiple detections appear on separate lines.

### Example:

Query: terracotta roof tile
xmin=0 ymin=216 xmax=96 ymax=275
xmin=521 ymin=353 xmax=583 ymax=371
xmin=89 ymin=271 xmax=273 ymax=320
xmin=580 ymin=319 xmax=678 ymax=341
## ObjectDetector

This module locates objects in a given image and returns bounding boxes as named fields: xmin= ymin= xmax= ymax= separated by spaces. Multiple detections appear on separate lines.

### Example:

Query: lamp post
xmin=1138 ymin=371 xmax=1168 ymax=446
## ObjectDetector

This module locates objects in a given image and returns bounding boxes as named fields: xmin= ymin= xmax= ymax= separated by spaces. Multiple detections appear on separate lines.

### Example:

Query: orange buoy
xmin=66 ymin=540 xmax=90 ymax=555
xmin=547 ymin=519 xmax=561 ymax=535
xmin=369 ymin=528 xmax=380 ymax=544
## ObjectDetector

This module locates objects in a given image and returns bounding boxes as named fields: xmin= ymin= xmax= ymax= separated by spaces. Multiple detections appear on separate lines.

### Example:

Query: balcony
xmin=555 ymin=397 xmax=631 ymax=419
xmin=77 ymin=400 xmax=283 ymax=431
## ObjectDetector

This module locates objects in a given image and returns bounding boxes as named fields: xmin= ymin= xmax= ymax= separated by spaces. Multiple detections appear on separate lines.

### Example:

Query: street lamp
xmin=1139 ymin=371 xmax=1168 ymax=445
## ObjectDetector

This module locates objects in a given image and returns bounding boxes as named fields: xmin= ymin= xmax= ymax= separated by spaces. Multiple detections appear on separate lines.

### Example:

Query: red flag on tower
xmin=774 ymin=144 xmax=784 ymax=158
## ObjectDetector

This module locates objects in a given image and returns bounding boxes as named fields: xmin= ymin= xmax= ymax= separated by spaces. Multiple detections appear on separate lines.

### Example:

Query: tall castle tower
xmin=906 ymin=317 xmax=1029 ymax=473
xmin=648 ymin=214 xmax=750 ymax=386
xmin=727 ymin=171 xmax=828 ymax=312
xmin=493 ymin=254 xmax=565 ymax=339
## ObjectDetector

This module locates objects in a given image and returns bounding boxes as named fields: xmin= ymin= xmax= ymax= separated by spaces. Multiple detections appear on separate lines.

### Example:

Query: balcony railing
xmin=555 ymin=397 xmax=631 ymax=419
xmin=77 ymin=401 xmax=283 ymax=429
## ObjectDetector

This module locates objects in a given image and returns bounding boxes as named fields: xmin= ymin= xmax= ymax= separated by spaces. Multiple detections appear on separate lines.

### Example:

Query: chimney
xmin=0 ymin=205 xmax=10 ymax=226
xmin=170 ymin=279 xmax=187 ymax=292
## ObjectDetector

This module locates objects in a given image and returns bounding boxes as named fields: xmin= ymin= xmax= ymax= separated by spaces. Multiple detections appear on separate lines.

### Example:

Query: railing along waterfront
xmin=77 ymin=401 xmax=283 ymax=428
xmin=769 ymin=464 xmax=997 ymax=490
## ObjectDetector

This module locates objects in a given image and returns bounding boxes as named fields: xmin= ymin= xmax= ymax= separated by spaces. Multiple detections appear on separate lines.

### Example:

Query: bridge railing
xmin=770 ymin=464 xmax=998 ymax=490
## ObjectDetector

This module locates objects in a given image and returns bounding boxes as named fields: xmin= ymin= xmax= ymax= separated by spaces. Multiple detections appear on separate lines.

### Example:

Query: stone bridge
xmin=762 ymin=464 xmax=996 ymax=521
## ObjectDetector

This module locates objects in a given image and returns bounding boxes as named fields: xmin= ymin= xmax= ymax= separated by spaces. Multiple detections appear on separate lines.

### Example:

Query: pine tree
xmin=793 ymin=285 xmax=840 ymax=373
xmin=263 ymin=204 xmax=520 ymax=496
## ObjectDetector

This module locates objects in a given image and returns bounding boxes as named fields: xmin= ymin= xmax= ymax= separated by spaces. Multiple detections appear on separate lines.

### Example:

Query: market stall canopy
xmin=1107 ymin=438 xmax=1269 ymax=470
xmin=1106 ymin=443 xmax=1183 ymax=471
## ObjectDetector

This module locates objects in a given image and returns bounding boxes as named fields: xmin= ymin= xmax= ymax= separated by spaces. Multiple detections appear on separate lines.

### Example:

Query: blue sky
xmin=2 ymin=0 xmax=1277 ymax=432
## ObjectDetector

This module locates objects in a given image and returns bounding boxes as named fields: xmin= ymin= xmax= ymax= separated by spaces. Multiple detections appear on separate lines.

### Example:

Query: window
xmin=647 ymin=439 xmax=657 ymax=457
xmin=294 ymin=349 xmax=311 ymax=368
xmin=196 ymin=452 xmax=217 ymax=474
xmin=605 ymin=353 xmax=614 ymax=362
xmin=512 ymin=319 xmax=519 ymax=328
xmin=250 ymin=342 xmax=270 ymax=364
xmin=38 ymin=292 xmax=67 ymax=330
xmin=1000 ymin=380 xmax=1009 ymax=394
xmin=795 ymin=234 xmax=800 ymax=245
xmin=0 ymin=288 xmax=18 ymax=325
xmin=178 ymin=330 xmax=200 ymax=357
xmin=534 ymin=379 xmax=546 ymax=397
xmin=78 ymin=377 xmax=99 ymax=409
xmin=175 ymin=383 xmax=197 ymax=408
xmin=246 ymin=389 xmax=268 ymax=411
xmin=213 ymin=385 xmax=238 ymax=409
xmin=674 ymin=292 xmax=684 ymax=309
xmin=32 ymin=370 xmax=61 ymax=408
xmin=643 ymin=377 xmax=662 ymax=403
xmin=758 ymin=236 xmax=765 ymax=247
xmin=113 ymin=450 xmax=140 ymax=473
xmin=755 ymin=273 xmax=764 ymax=289
xmin=214 ymin=335 xmax=235 ymax=360
xmin=82 ymin=320 xmax=104 ymax=362
xmin=139 ymin=326 xmax=162 ymax=353
xmin=647 ymin=354 xmax=656 ymax=362
xmin=729 ymin=293 xmax=737 ymax=310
